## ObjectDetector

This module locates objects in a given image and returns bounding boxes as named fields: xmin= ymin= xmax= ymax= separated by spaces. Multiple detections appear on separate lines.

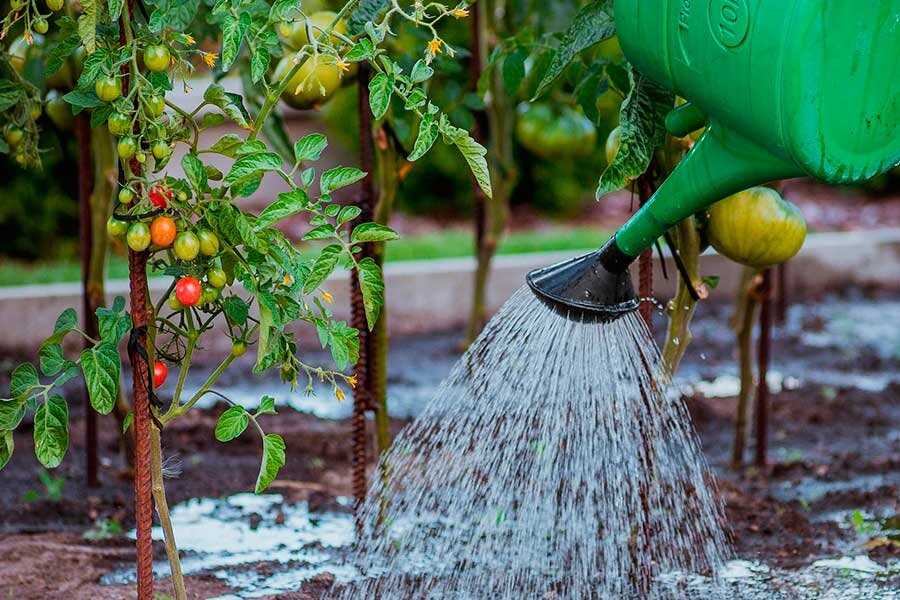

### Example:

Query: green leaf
xmin=0 ymin=82 xmax=23 ymax=114
xmin=337 ymin=206 xmax=361 ymax=226
xmin=348 ymin=0 xmax=390 ymax=35
xmin=39 ymin=344 xmax=68 ymax=377
xmin=45 ymin=20 xmax=81 ymax=77
xmin=77 ymin=0 xmax=98 ymax=54
xmin=440 ymin=116 xmax=492 ymax=199
xmin=207 ymin=133 xmax=244 ymax=157
xmin=62 ymin=89 xmax=103 ymax=114
xmin=11 ymin=363 xmax=39 ymax=400
xmin=96 ymin=298 xmax=132 ymax=346
xmin=408 ymin=112 xmax=438 ymax=161
xmin=303 ymin=244 xmax=342 ymax=293
xmin=255 ymin=189 xmax=309 ymax=229
xmin=351 ymin=222 xmax=399 ymax=243
xmin=368 ymin=73 xmax=392 ymax=120
xmin=501 ymin=48 xmax=527 ymax=95
xmin=302 ymin=224 xmax=336 ymax=240
xmin=108 ymin=0 xmax=125 ymax=21
xmin=534 ymin=1 xmax=615 ymax=99
xmin=148 ymin=0 xmax=201 ymax=32
xmin=0 ymin=431 xmax=12 ymax=471
xmin=326 ymin=321 xmax=359 ymax=370
xmin=409 ymin=59 xmax=433 ymax=83
xmin=596 ymin=68 xmax=674 ymax=198
xmin=0 ymin=399 xmax=26 ymax=430
xmin=320 ymin=166 xmax=366 ymax=194
xmin=204 ymin=84 xmax=251 ymax=129
xmin=221 ymin=12 xmax=252 ymax=71
xmin=44 ymin=308 xmax=77 ymax=345
xmin=215 ymin=406 xmax=250 ymax=442
xmin=345 ymin=38 xmax=375 ymax=62
xmin=34 ymin=395 xmax=68 ymax=469
xmin=255 ymin=395 xmax=277 ymax=417
xmin=182 ymin=153 xmax=207 ymax=192
xmin=250 ymin=47 xmax=270 ymax=84
xmin=224 ymin=152 xmax=283 ymax=186
xmin=200 ymin=113 xmax=226 ymax=129
xmin=293 ymin=133 xmax=328 ymax=164
xmin=357 ymin=257 xmax=384 ymax=330
xmin=53 ymin=364 xmax=81 ymax=389
xmin=122 ymin=411 xmax=133 ymax=434
xmin=80 ymin=343 xmax=120 ymax=415
xmin=255 ymin=433 xmax=286 ymax=493
xmin=223 ymin=296 xmax=250 ymax=326
xmin=270 ymin=0 xmax=300 ymax=21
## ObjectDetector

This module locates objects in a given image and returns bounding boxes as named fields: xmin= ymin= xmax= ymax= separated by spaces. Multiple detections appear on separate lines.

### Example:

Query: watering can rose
xmin=707 ymin=187 xmax=807 ymax=269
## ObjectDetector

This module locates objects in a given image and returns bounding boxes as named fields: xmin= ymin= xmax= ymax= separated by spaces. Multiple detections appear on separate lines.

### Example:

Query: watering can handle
xmin=612 ymin=123 xmax=804 ymax=259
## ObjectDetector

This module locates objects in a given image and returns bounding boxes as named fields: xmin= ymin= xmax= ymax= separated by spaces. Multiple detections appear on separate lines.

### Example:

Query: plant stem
xmin=731 ymin=266 xmax=761 ymax=469
xmin=150 ymin=426 xmax=186 ymax=600
xmin=163 ymin=354 xmax=236 ymax=423
xmin=661 ymin=217 xmax=701 ymax=375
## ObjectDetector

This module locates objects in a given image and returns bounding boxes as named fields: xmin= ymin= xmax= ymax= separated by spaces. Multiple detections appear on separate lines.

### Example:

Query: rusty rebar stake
xmin=349 ymin=63 xmax=379 ymax=513
xmin=75 ymin=114 xmax=100 ymax=488
xmin=754 ymin=268 xmax=772 ymax=467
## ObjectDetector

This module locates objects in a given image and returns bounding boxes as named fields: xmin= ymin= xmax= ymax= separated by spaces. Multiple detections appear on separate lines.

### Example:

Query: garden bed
xmin=1 ymin=288 xmax=898 ymax=598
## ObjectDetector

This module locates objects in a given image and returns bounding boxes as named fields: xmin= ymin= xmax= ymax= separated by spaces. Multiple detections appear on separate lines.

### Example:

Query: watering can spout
xmin=526 ymin=124 xmax=801 ymax=322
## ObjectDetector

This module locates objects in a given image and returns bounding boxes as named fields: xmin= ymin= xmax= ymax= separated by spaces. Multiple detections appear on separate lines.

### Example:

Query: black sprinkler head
xmin=526 ymin=237 xmax=639 ymax=323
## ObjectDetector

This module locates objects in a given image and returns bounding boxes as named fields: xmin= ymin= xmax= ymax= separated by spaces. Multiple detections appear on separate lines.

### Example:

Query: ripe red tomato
xmin=175 ymin=276 xmax=202 ymax=307
xmin=148 ymin=185 xmax=172 ymax=209
xmin=153 ymin=360 xmax=168 ymax=388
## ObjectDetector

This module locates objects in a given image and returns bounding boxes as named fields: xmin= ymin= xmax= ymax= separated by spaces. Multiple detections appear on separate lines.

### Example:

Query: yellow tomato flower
xmin=335 ymin=387 xmax=346 ymax=402
xmin=321 ymin=290 xmax=334 ymax=304
xmin=202 ymin=51 xmax=218 ymax=68
xmin=450 ymin=7 xmax=469 ymax=18
xmin=427 ymin=38 xmax=442 ymax=56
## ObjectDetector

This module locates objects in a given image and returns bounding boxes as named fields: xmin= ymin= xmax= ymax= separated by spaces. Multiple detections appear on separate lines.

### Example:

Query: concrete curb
xmin=1 ymin=229 xmax=898 ymax=355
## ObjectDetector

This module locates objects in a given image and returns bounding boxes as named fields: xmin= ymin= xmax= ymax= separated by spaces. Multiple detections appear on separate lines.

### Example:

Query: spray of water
xmin=334 ymin=287 xmax=732 ymax=599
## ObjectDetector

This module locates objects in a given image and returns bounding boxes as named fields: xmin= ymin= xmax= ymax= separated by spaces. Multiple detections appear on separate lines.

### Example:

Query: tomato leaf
xmin=0 ymin=399 xmax=26 ymax=430
xmin=182 ymin=152 xmax=207 ymax=192
xmin=439 ymin=115 xmax=492 ymax=199
xmin=108 ymin=0 xmax=125 ymax=21
xmin=293 ymin=133 xmax=328 ymax=164
xmin=215 ymin=406 xmax=250 ymax=442
xmin=255 ymin=395 xmax=277 ymax=417
xmin=408 ymin=112 xmax=439 ymax=161
xmin=34 ymin=395 xmax=69 ymax=469
xmin=345 ymin=38 xmax=375 ymax=62
xmin=10 ymin=363 xmax=39 ymax=400
xmin=43 ymin=308 xmax=77 ymax=345
xmin=255 ymin=189 xmax=310 ymax=229
xmin=148 ymin=0 xmax=200 ymax=32
xmin=596 ymin=68 xmax=674 ymax=199
xmin=224 ymin=152 xmax=283 ymax=186
xmin=357 ymin=257 xmax=385 ymax=330
xmin=0 ymin=431 xmax=12 ymax=471
xmin=77 ymin=0 xmax=98 ymax=54
xmin=221 ymin=12 xmax=251 ymax=71
xmin=204 ymin=84 xmax=251 ymax=129
xmin=250 ymin=47 xmax=270 ymax=84
xmin=255 ymin=433 xmax=286 ymax=493
xmin=337 ymin=206 xmax=361 ymax=226
xmin=368 ymin=73 xmax=393 ymax=120
xmin=325 ymin=321 xmax=359 ymax=370
xmin=223 ymin=296 xmax=249 ymax=326
xmin=351 ymin=222 xmax=399 ymax=243
xmin=303 ymin=244 xmax=342 ymax=294
xmin=80 ymin=343 xmax=120 ymax=415
xmin=533 ymin=0 xmax=615 ymax=99
xmin=302 ymin=224 xmax=336 ymax=241
xmin=320 ymin=166 xmax=366 ymax=194
xmin=39 ymin=343 xmax=68 ymax=377
xmin=207 ymin=133 xmax=244 ymax=157
xmin=96 ymin=297 xmax=131 ymax=346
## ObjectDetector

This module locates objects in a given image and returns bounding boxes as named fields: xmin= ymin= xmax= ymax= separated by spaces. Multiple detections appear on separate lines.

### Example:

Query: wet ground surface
xmin=0 ymin=288 xmax=898 ymax=598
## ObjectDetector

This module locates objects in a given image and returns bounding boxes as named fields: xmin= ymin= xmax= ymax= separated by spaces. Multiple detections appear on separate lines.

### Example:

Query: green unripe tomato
xmin=33 ymin=18 xmax=49 ymax=34
xmin=274 ymin=54 xmax=342 ymax=110
xmin=118 ymin=187 xmax=135 ymax=204
xmin=14 ymin=151 xmax=28 ymax=167
xmin=107 ymin=112 xmax=131 ymax=136
xmin=29 ymin=104 xmax=42 ymax=120
xmin=106 ymin=217 xmax=128 ymax=238
xmin=200 ymin=286 xmax=220 ymax=305
xmin=173 ymin=231 xmax=200 ymax=261
xmin=207 ymin=268 xmax=227 ymax=289
xmin=177 ymin=190 xmax=188 ymax=202
xmin=117 ymin=135 xmax=138 ymax=160
xmin=95 ymin=76 xmax=122 ymax=102
xmin=230 ymin=341 xmax=247 ymax=357
xmin=197 ymin=229 xmax=220 ymax=256
xmin=143 ymin=94 xmax=165 ymax=118
xmin=45 ymin=91 xmax=73 ymax=130
xmin=135 ymin=151 xmax=147 ymax=163
xmin=167 ymin=294 xmax=183 ymax=311
xmin=126 ymin=222 xmax=152 ymax=251
xmin=605 ymin=126 xmax=623 ymax=165
xmin=4 ymin=125 xmax=24 ymax=148
xmin=10 ymin=0 xmax=26 ymax=10
xmin=143 ymin=45 xmax=171 ymax=73
xmin=278 ymin=11 xmax=347 ymax=49
xmin=46 ymin=0 xmax=65 ymax=10
xmin=151 ymin=140 xmax=171 ymax=160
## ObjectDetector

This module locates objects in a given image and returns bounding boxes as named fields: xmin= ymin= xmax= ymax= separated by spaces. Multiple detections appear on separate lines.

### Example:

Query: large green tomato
xmin=45 ymin=91 xmax=74 ymax=130
xmin=117 ymin=135 xmax=138 ymax=160
xmin=516 ymin=103 xmax=597 ymax=159
xmin=605 ymin=126 xmax=622 ymax=165
xmin=95 ymin=76 xmax=122 ymax=102
xmin=275 ymin=55 xmax=342 ymax=110
xmin=708 ymin=187 xmax=807 ymax=268
xmin=173 ymin=231 xmax=201 ymax=261
xmin=143 ymin=45 xmax=171 ymax=72
xmin=144 ymin=94 xmax=165 ymax=118
xmin=4 ymin=125 xmax=24 ymax=148
xmin=126 ymin=222 xmax=152 ymax=251
xmin=106 ymin=217 xmax=128 ymax=238
xmin=151 ymin=140 xmax=172 ymax=160
xmin=197 ymin=229 xmax=220 ymax=256
xmin=107 ymin=112 xmax=131 ymax=136
xmin=278 ymin=11 xmax=347 ymax=50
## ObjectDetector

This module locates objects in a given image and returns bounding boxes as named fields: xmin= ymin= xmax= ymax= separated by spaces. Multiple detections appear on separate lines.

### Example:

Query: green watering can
xmin=528 ymin=0 xmax=900 ymax=322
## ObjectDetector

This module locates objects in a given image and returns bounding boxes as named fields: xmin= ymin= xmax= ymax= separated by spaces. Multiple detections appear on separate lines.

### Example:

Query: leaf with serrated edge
xmin=293 ymin=133 xmax=328 ymax=163
xmin=368 ymin=73 xmax=392 ymax=119
xmin=303 ymin=245 xmax=342 ymax=293
xmin=34 ymin=395 xmax=68 ymax=469
xmin=80 ymin=344 xmax=120 ymax=415
xmin=255 ymin=396 xmax=277 ymax=416
xmin=351 ymin=222 xmax=399 ymax=243
xmin=357 ymin=257 xmax=384 ymax=329
xmin=255 ymin=189 xmax=309 ymax=230
xmin=10 ymin=363 xmax=39 ymax=399
xmin=255 ymin=433 xmax=286 ymax=493
xmin=320 ymin=166 xmax=366 ymax=194
xmin=215 ymin=406 xmax=249 ymax=442
xmin=0 ymin=431 xmax=12 ymax=471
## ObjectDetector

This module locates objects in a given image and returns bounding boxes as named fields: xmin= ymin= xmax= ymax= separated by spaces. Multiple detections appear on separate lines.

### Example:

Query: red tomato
xmin=153 ymin=360 xmax=168 ymax=388
xmin=175 ymin=276 xmax=202 ymax=307
xmin=148 ymin=185 xmax=173 ymax=209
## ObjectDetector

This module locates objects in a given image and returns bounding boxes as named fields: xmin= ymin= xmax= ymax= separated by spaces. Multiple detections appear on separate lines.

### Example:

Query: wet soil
xmin=0 ymin=290 xmax=898 ymax=598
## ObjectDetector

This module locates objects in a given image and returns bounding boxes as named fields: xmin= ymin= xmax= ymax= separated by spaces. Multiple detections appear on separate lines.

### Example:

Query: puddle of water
xmin=771 ymin=473 xmax=899 ymax=504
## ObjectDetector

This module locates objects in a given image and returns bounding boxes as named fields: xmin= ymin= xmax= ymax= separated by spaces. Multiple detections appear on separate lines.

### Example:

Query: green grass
xmin=0 ymin=226 xmax=610 ymax=287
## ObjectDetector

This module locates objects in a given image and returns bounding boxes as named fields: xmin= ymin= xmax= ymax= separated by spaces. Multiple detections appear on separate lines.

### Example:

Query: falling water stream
xmin=333 ymin=287 xmax=732 ymax=599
